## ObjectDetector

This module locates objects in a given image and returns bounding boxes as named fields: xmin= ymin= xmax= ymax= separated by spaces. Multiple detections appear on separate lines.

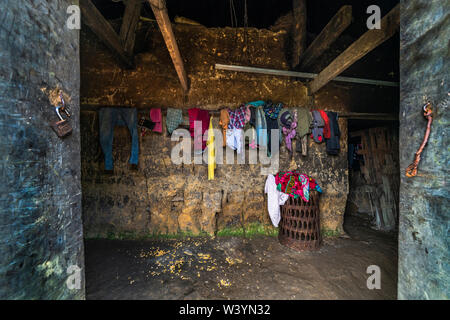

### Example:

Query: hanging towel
xmin=318 ymin=109 xmax=331 ymax=139
xmin=326 ymin=111 xmax=340 ymax=154
xmin=207 ymin=116 xmax=216 ymax=180
xmin=150 ymin=108 xmax=162 ymax=133
xmin=166 ymin=108 xmax=183 ymax=134
xmin=99 ymin=107 xmax=139 ymax=171
xmin=265 ymin=174 xmax=289 ymax=227
xmin=219 ymin=108 xmax=229 ymax=147
xmin=188 ymin=108 xmax=211 ymax=151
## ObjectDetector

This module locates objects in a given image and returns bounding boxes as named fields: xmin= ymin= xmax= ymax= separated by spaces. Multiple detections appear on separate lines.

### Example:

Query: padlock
xmin=50 ymin=105 xmax=72 ymax=138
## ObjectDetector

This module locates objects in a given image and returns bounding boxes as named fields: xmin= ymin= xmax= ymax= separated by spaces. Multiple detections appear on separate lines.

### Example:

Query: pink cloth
xmin=188 ymin=108 xmax=211 ymax=150
xmin=150 ymin=108 xmax=162 ymax=133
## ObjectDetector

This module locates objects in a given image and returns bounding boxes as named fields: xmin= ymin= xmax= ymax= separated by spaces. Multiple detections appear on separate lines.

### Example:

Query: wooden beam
xmin=79 ymin=0 xmax=134 ymax=69
xmin=298 ymin=5 xmax=352 ymax=69
xmin=215 ymin=64 xmax=399 ymax=87
xmin=309 ymin=4 xmax=400 ymax=94
xmin=290 ymin=0 xmax=307 ymax=68
xmin=120 ymin=0 xmax=142 ymax=56
xmin=148 ymin=0 xmax=189 ymax=92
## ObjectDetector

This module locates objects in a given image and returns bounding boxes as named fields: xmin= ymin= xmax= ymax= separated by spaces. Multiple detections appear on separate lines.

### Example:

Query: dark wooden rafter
xmin=120 ymin=0 xmax=142 ymax=56
xmin=290 ymin=0 xmax=307 ymax=68
xmin=298 ymin=5 xmax=352 ymax=69
xmin=309 ymin=4 xmax=400 ymax=94
xmin=79 ymin=0 xmax=134 ymax=69
xmin=148 ymin=0 xmax=189 ymax=92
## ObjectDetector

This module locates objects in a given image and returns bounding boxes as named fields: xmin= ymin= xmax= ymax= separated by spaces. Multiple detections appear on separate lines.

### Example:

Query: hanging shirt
xmin=265 ymin=174 xmax=289 ymax=227
xmin=228 ymin=104 xmax=247 ymax=129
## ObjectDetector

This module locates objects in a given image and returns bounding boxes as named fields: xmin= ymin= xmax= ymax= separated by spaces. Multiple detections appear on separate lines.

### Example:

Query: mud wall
xmin=398 ymin=0 xmax=449 ymax=299
xmin=0 ymin=1 xmax=84 ymax=299
xmin=80 ymin=23 xmax=349 ymax=237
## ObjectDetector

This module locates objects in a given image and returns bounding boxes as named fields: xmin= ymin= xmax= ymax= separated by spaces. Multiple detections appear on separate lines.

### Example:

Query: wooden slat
xmin=148 ymin=0 xmax=189 ymax=92
xmin=298 ymin=5 xmax=352 ymax=69
xmin=290 ymin=0 xmax=307 ymax=68
xmin=309 ymin=4 xmax=400 ymax=94
xmin=120 ymin=0 xmax=142 ymax=55
xmin=79 ymin=0 xmax=134 ymax=69
xmin=215 ymin=64 xmax=398 ymax=87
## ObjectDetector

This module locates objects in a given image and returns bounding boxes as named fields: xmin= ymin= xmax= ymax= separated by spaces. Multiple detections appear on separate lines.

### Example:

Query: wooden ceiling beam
xmin=148 ymin=0 xmax=189 ymax=92
xmin=298 ymin=5 xmax=352 ymax=69
xmin=79 ymin=0 xmax=134 ymax=69
xmin=290 ymin=0 xmax=307 ymax=68
xmin=309 ymin=4 xmax=400 ymax=94
xmin=120 ymin=0 xmax=142 ymax=56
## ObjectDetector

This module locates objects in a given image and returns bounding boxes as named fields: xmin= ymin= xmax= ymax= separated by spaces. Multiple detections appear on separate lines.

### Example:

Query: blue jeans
xmin=98 ymin=108 xmax=139 ymax=170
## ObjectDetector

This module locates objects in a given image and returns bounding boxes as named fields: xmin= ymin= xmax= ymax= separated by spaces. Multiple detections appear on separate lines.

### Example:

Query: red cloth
xmin=188 ymin=108 xmax=210 ymax=150
xmin=318 ymin=110 xmax=331 ymax=139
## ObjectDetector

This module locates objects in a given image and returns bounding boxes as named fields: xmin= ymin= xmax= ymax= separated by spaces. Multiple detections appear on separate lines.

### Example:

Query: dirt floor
xmin=85 ymin=215 xmax=397 ymax=300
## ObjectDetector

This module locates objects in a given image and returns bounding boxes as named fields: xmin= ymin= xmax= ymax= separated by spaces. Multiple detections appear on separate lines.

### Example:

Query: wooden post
xmin=298 ymin=5 xmax=352 ymax=69
xmin=148 ymin=0 xmax=189 ymax=92
xmin=120 ymin=0 xmax=142 ymax=56
xmin=309 ymin=4 xmax=400 ymax=94
xmin=291 ymin=0 xmax=307 ymax=68
xmin=79 ymin=0 xmax=134 ymax=69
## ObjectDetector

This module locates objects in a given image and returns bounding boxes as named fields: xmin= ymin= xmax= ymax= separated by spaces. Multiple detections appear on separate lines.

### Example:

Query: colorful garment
xmin=188 ymin=108 xmax=210 ymax=151
xmin=318 ymin=110 xmax=331 ymax=139
xmin=279 ymin=108 xmax=297 ymax=152
xmin=207 ymin=117 xmax=216 ymax=180
xmin=263 ymin=101 xmax=283 ymax=120
xmin=275 ymin=170 xmax=322 ymax=202
xmin=228 ymin=104 xmax=247 ymax=129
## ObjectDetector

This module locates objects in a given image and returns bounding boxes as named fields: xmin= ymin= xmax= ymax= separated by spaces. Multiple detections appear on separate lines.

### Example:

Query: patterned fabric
xmin=275 ymin=170 xmax=322 ymax=202
xmin=228 ymin=104 xmax=247 ymax=129
xmin=166 ymin=108 xmax=183 ymax=134
xmin=263 ymin=101 xmax=283 ymax=120
xmin=280 ymin=109 xmax=297 ymax=152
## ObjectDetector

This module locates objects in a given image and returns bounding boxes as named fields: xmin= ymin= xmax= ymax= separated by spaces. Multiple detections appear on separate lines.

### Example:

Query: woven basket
xmin=278 ymin=192 xmax=321 ymax=251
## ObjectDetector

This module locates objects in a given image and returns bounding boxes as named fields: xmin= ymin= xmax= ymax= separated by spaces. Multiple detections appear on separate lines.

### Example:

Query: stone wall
xmin=80 ymin=23 xmax=351 ymax=238
xmin=0 ymin=1 xmax=84 ymax=299
xmin=398 ymin=0 xmax=449 ymax=299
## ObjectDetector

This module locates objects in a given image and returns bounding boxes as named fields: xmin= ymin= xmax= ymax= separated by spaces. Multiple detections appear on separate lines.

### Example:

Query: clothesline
xmin=80 ymin=105 xmax=396 ymax=120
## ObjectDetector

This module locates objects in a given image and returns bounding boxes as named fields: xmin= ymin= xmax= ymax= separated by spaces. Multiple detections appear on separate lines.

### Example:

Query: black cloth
xmin=326 ymin=111 xmax=340 ymax=155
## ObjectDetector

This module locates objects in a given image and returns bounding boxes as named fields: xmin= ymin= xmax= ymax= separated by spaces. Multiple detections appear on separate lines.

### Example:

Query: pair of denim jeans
xmin=98 ymin=108 xmax=139 ymax=170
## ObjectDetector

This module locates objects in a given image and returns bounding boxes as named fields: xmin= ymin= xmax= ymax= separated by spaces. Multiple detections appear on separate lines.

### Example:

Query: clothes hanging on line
xmin=99 ymin=107 xmax=139 ymax=171
xmin=226 ymin=128 xmax=244 ymax=154
xmin=295 ymin=107 xmax=312 ymax=154
xmin=207 ymin=116 xmax=216 ymax=180
xmin=326 ymin=111 xmax=340 ymax=155
xmin=166 ymin=107 xmax=183 ymax=134
xmin=311 ymin=110 xmax=325 ymax=143
xmin=150 ymin=108 xmax=162 ymax=133
xmin=219 ymin=108 xmax=230 ymax=147
xmin=188 ymin=108 xmax=211 ymax=151
xmin=318 ymin=109 xmax=331 ymax=139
